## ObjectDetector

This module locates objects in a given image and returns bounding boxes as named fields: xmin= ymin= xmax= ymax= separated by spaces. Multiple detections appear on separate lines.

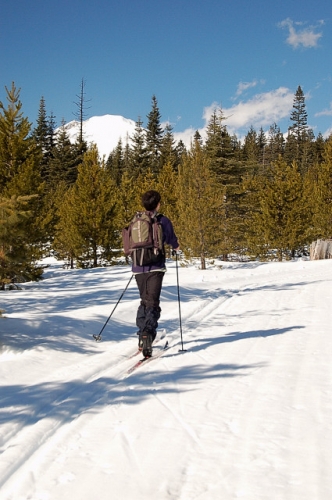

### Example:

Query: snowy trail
xmin=1 ymin=259 xmax=332 ymax=499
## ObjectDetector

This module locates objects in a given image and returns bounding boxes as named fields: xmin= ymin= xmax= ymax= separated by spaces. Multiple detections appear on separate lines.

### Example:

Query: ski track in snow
xmin=0 ymin=259 xmax=332 ymax=499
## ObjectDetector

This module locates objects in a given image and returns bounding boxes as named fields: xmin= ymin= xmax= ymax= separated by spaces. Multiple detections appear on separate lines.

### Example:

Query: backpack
xmin=122 ymin=212 xmax=164 ymax=266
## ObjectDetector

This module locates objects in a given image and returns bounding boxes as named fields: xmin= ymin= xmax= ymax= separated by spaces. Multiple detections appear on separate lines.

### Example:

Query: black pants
xmin=135 ymin=271 xmax=164 ymax=338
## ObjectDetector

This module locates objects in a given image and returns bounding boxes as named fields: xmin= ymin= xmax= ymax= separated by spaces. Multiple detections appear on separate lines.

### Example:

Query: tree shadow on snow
xmin=0 ymin=359 xmax=261 ymax=429
xmin=181 ymin=325 xmax=305 ymax=354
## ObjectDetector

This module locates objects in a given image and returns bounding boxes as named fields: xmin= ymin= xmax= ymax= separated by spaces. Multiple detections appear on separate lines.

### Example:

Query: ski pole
xmin=93 ymin=274 xmax=134 ymax=342
xmin=174 ymin=251 xmax=186 ymax=352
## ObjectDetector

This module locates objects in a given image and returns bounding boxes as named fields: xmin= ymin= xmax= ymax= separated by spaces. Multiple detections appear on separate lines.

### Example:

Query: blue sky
xmin=1 ymin=0 xmax=332 ymax=144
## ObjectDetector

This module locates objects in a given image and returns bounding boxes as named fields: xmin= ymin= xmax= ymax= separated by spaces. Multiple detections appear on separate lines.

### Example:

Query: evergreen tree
xmin=0 ymin=195 xmax=43 ymax=288
xmin=117 ymin=171 xmax=137 ymax=226
xmin=48 ymin=122 xmax=78 ymax=185
xmin=175 ymin=139 xmax=225 ymax=269
xmin=159 ymin=123 xmax=179 ymax=170
xmin=145 ymin=95 xmax=163 ymax=173
xmin=193 ymin=130 xmax=203 ymax=146
xmin=313 ymin=132 xmax=326 ymax=164
xmin=73 ymin=78 xmax=91 ymax=144
xmin=286 ymin=85 xmax=313 ymax=173
xmin=129 ymin=117 xmax=149 ymax=176
xmin=0 ymin=83 xmax=45 ymax=272
xmin=175 ymin=139 xmax=187 ymax=167
xmin=134 ymin=169 xmax=158 ymax=206
xmin=156 ymin=161 xmax=178 ymax=222
xmin=311 ymin=136 xmax=332 ymax=238
xmin=248 ymin=158 xmax=309 ymax=260
xmin=204 ymin=109 xmax=245 ymax=258
xmin=33 ymin=99 xmax=58 ymax=184
xmin=106 ymin=139 xmax=124 ymax=185
xmin=289 ymin=85 xmax=308 ymax=143
xmin=53 ymin=145 xmax=118 ymax=267
xmin=242 ymin=126 xmax=260 ymax=171
xmin=0 ymin=83 xmax=38 ymax=192
xmin=204 ymin=108 xmax=225 ymax=178
xmin=265 ymin=123 xmax=284 ymax=165
xmin=257 ymin=127 xmax=267 ymax=166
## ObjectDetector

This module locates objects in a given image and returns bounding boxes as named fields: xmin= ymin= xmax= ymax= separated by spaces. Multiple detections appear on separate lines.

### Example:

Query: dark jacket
xmin=132 ymin=213 xmax=179 ymax=273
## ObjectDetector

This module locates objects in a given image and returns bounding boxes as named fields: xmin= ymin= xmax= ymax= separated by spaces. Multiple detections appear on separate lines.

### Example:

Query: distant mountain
xmin=62 ymin=114 xmax=136 ymax=158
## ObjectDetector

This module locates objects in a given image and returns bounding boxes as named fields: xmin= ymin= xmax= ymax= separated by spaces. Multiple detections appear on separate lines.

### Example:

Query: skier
xmin=132 ymin=190 xmax=179 ymax=357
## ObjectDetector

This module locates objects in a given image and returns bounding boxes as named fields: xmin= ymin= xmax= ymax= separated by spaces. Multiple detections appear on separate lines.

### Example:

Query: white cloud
xmin=323 ymin=127 xmax=332 ymax=139
xmin=278 ymin=18 xmax=323 ymax=49
xmin=315 ymin=102 xmax=332 ymax=117
xmin=223 ymin=87 xmax=294 ymax=131
xmin=173 ymin=87 xmax=295 ymax=146
xmin=173 ymin=127 xmax=203 ymax=147
xmin=234 ymin=79 xmax=265 ymax=98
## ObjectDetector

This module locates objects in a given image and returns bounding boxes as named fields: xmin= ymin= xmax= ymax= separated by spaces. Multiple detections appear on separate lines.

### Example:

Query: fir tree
xmin=106 ymin=139 xmax=124 ymax=185
xmin=145 ymin=95 xmax=163 ymax=173
xmin=204 ymin=108 xmax=225 ymax=178
xmin=128 ymin=117 xmax=149 ymax=176
xmin=289 ymin=85 xmax=308 ymax=143
xmin=242 ymin=126 xmax=260 ymax=171
xmin=159 ymin=123 xmax=179 ymax=170
xmin=48 ymin=122 xmax=78 ymax=186
xmin=313 ymin=132 xmax=326 ymax=164
xmin=265 ymin=123 xmax=284 ymax=166
xmin=286 ymin=85 xmax=314 ymax=173
xmin=73 ymin=78 xmax=91 ymax=144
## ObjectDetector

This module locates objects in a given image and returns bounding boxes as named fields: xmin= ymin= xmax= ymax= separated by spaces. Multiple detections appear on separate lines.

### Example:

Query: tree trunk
xmin=310 ymin=239 xmax=332 ymax=260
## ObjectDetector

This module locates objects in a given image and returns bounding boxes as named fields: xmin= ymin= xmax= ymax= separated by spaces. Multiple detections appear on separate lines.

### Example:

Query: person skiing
xmin=132 ymin=190 xmax=179 ymax=358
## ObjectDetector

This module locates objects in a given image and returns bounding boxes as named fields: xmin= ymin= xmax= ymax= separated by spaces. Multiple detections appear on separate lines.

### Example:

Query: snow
xmin=1 ymin=257 xmax=332 ymax=500
xmin=63 ymin=114 xmax=136 ymax=158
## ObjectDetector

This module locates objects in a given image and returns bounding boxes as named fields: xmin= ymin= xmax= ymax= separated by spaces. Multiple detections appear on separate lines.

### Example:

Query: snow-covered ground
xmin=1 ymin=257 xmax=331 ymax=500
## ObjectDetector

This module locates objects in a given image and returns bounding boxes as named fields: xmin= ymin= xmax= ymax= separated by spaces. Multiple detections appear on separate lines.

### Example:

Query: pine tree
xmin=204 ymin=108 xmax=225 ymax=178
xmin=160 ymin=123 xmax=179 ymax=170
xmin=73 ymin=78 xmax=91 ymax=144
xmin=289 ymin=85 xmax=308 ymax=143
xmin=204 ymin=109 xmax=245 ymax=257
xmin=106 ymin=139 xmax=124 ymax=185
xmin=249 ymin=158 xmax=309 ymax=260
xmin=134 ymin=170 xmax=158 ymax=206
xmin=32 ymin=97 xmax=57 ymax=181
xmin=145 ymin=95 xmax=163 ymax=173
xmin=286 ymin=85 xmax=314 ymax=173
xmin=156 ymin=161 xmax=178 ymax=222
xmin=242 ymin=126 xmax=260 ymax=171
xmin=48 ymin=122 xmax=78 ymax=185
xmin=265 ymin=123 xmax=284 ymax=165
xmin=128 ymin=117 xmax=149 ymax=176
xmin=54 ymin=145 xmax=119 ymax=267
xmin=0 ymin=195 xmax=43 ymax=288
xmin=117 ymin=171 xmax=137 ymax=226
xmin=0 ymin=83 xmax=45 ymax=273
xmin=175 ymin=140 xmax=225 ymax=269
xmin=311 ymin=136 xmax=332 ymax=238
xmin=0 ymin=83 xmax=37 ymax=192
xmin=313 ymin=132 xmax=325 ymax=165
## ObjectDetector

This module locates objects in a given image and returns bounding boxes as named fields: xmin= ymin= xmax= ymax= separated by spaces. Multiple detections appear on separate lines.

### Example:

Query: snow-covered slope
xmin=1 ymin=258 xmax=332 ymax=499
xmin=63 ymin=114 xmax=136 ymax=158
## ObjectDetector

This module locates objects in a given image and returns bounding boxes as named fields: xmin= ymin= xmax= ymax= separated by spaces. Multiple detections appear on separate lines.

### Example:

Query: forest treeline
xmin=1 ymin=82 xmax=332 ymax=287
